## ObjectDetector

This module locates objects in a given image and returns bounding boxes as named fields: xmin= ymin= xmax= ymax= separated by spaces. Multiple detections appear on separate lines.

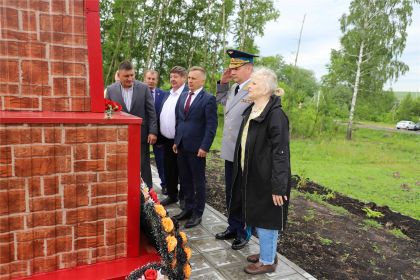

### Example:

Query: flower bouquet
xmin=104 ymin=99 xmax=122 ymax=119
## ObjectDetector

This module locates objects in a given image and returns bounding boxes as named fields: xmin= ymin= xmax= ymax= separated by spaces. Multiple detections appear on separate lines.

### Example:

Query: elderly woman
xmin=229 ymin=67 xmax=291 ymax=275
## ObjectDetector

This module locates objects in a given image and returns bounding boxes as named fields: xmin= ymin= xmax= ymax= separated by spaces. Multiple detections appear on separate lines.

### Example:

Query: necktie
xmin=234 ymin=85 xmax=240 ymax=95
xmin=184 ymin=91 xmax=194 ymax=114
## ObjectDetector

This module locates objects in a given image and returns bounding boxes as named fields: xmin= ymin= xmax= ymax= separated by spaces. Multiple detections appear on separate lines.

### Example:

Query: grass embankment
xmin=291 ymin=128 xmax=419 ymax=219
xmin=211 ymin=124 xmax=419 ymax=219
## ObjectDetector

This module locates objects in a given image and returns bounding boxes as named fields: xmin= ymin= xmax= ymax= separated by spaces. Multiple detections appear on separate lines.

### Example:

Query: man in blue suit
xmin=144 ymin=70 xmax=167 ymax=193
xmin=173 ymin=66 xmax=218 ymax=228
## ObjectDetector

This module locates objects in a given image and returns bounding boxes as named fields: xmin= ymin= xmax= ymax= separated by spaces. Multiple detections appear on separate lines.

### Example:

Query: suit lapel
xmin=178 ymin=91 xmax=188 ymax=120
xmin=130 ymin=83 xmax=139 ymax=112
xmin=226 ymin=82 xmax=249 ymax=115
xmin=186 ymin=90 xmax=204 ymax=117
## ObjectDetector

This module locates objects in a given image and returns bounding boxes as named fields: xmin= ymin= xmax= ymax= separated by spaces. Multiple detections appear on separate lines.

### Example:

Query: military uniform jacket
xmin=216 ymin=81 xmax=250 ymax=162
xmin=106 ymin=80 xmax=157 ymax=143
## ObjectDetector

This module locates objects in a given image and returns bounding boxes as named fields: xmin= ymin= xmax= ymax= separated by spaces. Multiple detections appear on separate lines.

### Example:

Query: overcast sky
xmin=255 ymin=0 xmax=420 ymax=92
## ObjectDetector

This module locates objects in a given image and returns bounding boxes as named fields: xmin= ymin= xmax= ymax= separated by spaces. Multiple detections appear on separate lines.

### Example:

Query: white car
xmin=396 ymin=120 xmax=416 ymax=130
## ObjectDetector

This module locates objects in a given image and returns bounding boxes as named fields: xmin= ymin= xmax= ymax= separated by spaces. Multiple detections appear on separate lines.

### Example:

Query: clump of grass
xmin=362 ymin=207 xmax=384 ymax=218
xmin=362 ymin=219 xmax=382 ymax=230
xmin=388 ymin=228 xmax=409 ymax=239
xmin=319 ymin=236 xmax=333 ymax=246
xmin=303 ymin=192 xmax=349 ymax=216
xmin=303 ymin=209 xmax=315 ymax=222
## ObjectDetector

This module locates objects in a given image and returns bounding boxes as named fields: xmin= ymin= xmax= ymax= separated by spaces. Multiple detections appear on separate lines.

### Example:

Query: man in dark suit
xmin=173 ymin=66 xmax=218 ymax=228
xmin=106 ymin=61 xmax=157 ymax=189
xmin=144 ymin=70 xmax=167 ymax=193
xmin=159 ymin=66 xmax=189 ymax=207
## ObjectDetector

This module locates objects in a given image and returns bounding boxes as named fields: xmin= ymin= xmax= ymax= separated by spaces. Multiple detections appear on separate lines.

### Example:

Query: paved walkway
xmin=150 ymin=166 xmax=316 ymax=280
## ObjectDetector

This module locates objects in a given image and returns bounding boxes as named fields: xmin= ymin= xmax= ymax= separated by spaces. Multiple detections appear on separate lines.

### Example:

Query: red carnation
xmin=149 ymin=189 xmax=159 ymax=204
xmin=144 ymin=268 xmax=157 ymax=280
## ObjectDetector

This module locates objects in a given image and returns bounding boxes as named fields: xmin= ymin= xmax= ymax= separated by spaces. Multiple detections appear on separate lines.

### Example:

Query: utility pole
xmin=294 ymin=14 xmax=306 ymax=66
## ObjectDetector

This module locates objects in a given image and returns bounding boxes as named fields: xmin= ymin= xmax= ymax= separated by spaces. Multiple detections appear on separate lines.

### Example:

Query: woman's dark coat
xmin=228 ymin=95 xmax=291 ymax=231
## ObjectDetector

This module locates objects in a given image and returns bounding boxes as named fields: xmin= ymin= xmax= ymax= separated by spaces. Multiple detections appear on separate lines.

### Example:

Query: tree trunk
xmin=347 ymin=40 xmax=364 ymax=140
xmin=145 ymin=0 xmax=166 ymax=71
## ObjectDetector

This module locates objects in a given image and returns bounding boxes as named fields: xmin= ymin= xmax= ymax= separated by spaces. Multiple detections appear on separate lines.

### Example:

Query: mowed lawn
xmin=291 ymin=128 xmax=420 ymax=219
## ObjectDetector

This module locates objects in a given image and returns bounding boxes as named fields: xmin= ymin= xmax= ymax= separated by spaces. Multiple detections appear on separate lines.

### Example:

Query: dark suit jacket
xmin=106 ymin=80 xmax=157 ymax=143
xmin=174 ymin=89 xmax=218 ymax=152
xmin=152 ymin=87 xmax=167 ymax=116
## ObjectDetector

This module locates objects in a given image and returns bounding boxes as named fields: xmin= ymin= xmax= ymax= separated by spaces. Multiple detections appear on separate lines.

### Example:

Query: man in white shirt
xmin=159 ymin=66 xmax=189 ymax=206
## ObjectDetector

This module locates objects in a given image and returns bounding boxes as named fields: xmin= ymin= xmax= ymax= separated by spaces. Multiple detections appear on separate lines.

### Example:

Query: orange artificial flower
xmin=166 ymin=235 xmax=177 ymax=252
xmin=183 ymin=263 xmax=191 ymax=279
xmin=184 ymin=247 xmax=192 ymax=261
xmin=154 ymin=204 xmax=167 ymax=217
xmin=179 ymin=231 xmax=187 ymax=246
xmin=162 ymin=217 xmax=174 ymax=233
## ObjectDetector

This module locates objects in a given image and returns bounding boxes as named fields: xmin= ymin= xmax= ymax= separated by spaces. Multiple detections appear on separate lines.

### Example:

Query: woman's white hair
xmin=251 ymin=67 xmax=278 ymax=95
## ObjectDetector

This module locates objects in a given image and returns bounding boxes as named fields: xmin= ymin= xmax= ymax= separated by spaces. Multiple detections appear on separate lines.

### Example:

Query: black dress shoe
xmin=161 ymin=197 xmax=178 ymax=206
xmin=184 ymin=215 xmax=202 ymax=228
xmin=161 ymin=187 xmax=167 ymax=195
xmin=173 ymin=210 xmax=193 ymax=221
xmin=231 ymin=237 xmax=249 ymax=250
xmin=215 ymin=229 xmax=237 ymax=240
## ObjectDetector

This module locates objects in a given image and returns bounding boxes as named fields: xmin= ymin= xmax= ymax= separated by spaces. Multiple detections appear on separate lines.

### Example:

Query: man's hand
xmin=197 ymin=148 xmax=207 ymax=158
xmin=220 ymin=69 xmax=232 ymax=84
xmin=172 ymin=144 xmax=177 ymax=154
xmin=272 ymin=195 xmax=288 ymax=206
xmin=148 ymin=134 xmax=157 ymax=145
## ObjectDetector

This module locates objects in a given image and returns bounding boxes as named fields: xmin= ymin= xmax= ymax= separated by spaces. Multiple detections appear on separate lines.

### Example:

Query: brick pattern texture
xmin=0 ymin=0 xmax=90 ymax=112
xmin=0 ymin=124 xmax=129 ymax=279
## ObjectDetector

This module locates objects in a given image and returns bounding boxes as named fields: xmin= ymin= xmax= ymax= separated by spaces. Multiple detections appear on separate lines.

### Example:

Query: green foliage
xmin=362 ymin=207 xmax=384 ymax=218
xmin=100 ymin=0 xmax=279 ymax=90
xmin=233 ymin=0 xmax=279 ymax=52
xmin=322 ymin=0 xmax=417 ymax=138
xmin=396 ymin=94 xmax=420 ymax=122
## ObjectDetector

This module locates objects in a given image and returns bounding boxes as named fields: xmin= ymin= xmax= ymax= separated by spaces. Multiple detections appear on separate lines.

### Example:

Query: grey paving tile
xmin=219 ymin=265 xmax=270 ymax=280
xmin=182 ymin=225 xmax=212 ymax=240
xmin=190 ymin=236 xmax=231 ymax=253
xmin=201 ymin=223 xmax=228 ymax=235
xmin=190 ymin=269 xmax=226 ymax=280
xmin=202 ymin=210 xmax=225 ymax=225
xmin=203 ymin=249 xmax=243 ymax=267
xmin=233 ymin=243 xmax=260 ymax=258
xmin=190 ymin=253 xmax=213 ymax=273
xmin=270 ymin=273 xmax=308 ymax=280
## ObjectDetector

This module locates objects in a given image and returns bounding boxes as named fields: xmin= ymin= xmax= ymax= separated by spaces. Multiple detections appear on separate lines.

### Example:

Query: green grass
xmin=362 ymin=219 xmax=382 ymax=230
xmin=388 ymin=228 xmax=409 ymax=239
xmin=291 ymin=127 xmax=420 ymax=219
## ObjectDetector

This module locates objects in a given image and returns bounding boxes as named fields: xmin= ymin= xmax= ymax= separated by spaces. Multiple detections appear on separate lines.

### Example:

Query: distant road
xmin=339 ymin=122 xmax=420 ymax=135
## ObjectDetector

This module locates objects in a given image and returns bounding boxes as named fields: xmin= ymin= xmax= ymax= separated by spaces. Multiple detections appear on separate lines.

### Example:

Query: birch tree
xmin=324 ymin=0 xmax=417 ymax=139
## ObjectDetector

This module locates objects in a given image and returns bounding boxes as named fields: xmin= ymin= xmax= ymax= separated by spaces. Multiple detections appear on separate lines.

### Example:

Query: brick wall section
xmin=0 ymin=124 xmax=129 ymax=279
xmin=0 ymin=0 xmax=90 ymax=112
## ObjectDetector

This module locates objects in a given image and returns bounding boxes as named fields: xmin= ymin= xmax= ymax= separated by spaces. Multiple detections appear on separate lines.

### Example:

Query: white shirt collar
xmin=190 ymin=87 xmax=203 ymax=95
xmin=170 ymin=83 xmax=185 ymax=95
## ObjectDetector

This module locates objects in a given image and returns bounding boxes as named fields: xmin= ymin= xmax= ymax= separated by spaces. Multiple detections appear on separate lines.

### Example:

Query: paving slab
xmin=150 ymin=165 xmax=316 ymax=280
